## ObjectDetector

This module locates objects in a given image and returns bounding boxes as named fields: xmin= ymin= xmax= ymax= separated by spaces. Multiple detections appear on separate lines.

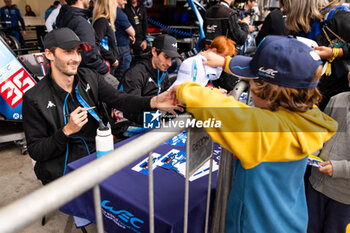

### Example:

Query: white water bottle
xmin=96 ymin=121 xmax=114 ymax=158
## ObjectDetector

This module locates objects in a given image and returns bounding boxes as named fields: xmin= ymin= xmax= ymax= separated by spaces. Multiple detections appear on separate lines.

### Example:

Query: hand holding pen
xmin=65 ymin=106 xmax=96 ymax=117
xmin=62 ymin=106 xmax=93 ymax=136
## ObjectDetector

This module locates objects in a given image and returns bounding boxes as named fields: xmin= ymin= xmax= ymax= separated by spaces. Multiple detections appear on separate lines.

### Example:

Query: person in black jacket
xmin=122 ymin=34 xmax=180 ymax=124
xmin=204 ymin=0 xmax=249 ymax=46
xmin=124 ymin=0 xmax=148 ymax=59
xmin=92 ymin=0 xmax=119 ymax=73
xmin=255 ymin=2 xmax=286 ymax=46
xmin=122 ymin=34 xmax=179 ymax=96
xmin=22 ymin=28 xmax=181 ymax=184
xmin=56 ymin=0 xmax=119 ymax=89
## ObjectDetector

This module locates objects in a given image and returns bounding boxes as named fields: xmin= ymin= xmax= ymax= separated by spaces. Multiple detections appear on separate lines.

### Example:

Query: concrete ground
xmin=0 ymin=143 xmax=99 ymax=233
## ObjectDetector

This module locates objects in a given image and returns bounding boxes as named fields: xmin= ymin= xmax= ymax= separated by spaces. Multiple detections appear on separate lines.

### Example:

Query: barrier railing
xmin=0 ymin=113 xmax=227 ymax=233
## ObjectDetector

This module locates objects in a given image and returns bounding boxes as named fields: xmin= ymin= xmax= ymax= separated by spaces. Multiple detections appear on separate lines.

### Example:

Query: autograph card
xmin=164 ymin=131 xmax=187 ymax=147
xmin=132 ymin=152 xmax=162 ymax=175
xmin=307 ymin=155 xmax=324 ymax=168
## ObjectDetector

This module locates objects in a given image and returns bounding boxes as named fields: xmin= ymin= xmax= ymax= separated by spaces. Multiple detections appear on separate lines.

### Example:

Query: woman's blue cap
xmin=228 ymin=35 xmax=323 ymax=89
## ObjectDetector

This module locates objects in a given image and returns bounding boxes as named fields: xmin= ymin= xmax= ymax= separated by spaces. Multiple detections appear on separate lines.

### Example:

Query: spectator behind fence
xmin=45 ymin=1 xmax=60 ymax=20
xmin=170 ymin=36 xmax=236 ymax=89
xmin=25 ymin=5 xmax=36 ymax=16
xmin=87 ymin=0 xmax=94 ymax=21
xmin=124 ymin=0 xmax=148 ymax=60
xmin=255 ymin=0 xmax=286 ymax=46
xmin=122 ymin=34 xmax=180 ymax=124
xmin=56 ymin=0 xmax=119 ymax=89
xmin=45 ymin=0 xmax=66 ymax=32
xmin=204 ymin=0 xmax=249 ymax=47
xmin=283 ymin=0 xmax=350 ymax=110
xmin=92 ymin=0 xmax=119 ymax=73
xmin=114 ymin=0 xmax=135 ymax=82
xmin=0 ymin=0 xmax=26 ymax=44
xmin=22 ymin=28 xmax=180 ymax=185
xmin=170 ymin=35 xmax=337 ymax=233
xmin=236 ymin=0 xmax=258 ymax=30
xmin=306 ymin=88 xmax=350 ymax=233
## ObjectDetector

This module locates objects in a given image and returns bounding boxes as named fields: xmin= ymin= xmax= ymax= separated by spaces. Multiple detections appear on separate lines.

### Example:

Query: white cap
xmin=97 ymin=127 xmax=111 ymax=137
xmin=172 ymin=55 xmax=223 ymax=87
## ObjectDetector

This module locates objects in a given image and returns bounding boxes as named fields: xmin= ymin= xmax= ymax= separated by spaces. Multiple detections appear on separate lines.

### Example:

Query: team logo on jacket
xmin=47 ymin=101 xmax=56 ymax=108
xmin=85 ymin=84 xmax=90 ymax=92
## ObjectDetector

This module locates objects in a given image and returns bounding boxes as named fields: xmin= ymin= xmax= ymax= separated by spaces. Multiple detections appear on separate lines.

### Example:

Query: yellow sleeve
xmin=224 ymin=56 xmax=232 ymax=74
xmin=176 ymin=82 xmax=336 ymax=169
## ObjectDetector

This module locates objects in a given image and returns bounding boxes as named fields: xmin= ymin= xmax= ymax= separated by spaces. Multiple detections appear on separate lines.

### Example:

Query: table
xmin=61 ymin=134 xmax=220 ymax=233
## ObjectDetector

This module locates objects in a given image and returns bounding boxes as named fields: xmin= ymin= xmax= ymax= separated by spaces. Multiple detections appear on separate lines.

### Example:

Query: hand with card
xmin=307 ymin=155 xmax=324 ymax=168
xmin=307 ymin=155 xmax=333 ymax=177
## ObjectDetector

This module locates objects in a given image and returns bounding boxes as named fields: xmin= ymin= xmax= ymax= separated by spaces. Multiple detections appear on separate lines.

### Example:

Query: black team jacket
xmin=56 ymin=5 xmax=109 ymax=75
xmin=23 ymin=68 xmax=152 ymax=184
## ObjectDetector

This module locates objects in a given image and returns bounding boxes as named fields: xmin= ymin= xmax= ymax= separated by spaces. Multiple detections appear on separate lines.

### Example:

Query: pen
xmin=65 ymin=106 xmax=96 ymax=117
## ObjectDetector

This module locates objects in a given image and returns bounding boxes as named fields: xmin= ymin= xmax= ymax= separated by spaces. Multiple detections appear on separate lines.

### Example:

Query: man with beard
xmin=22 ymin=28 xmax=180 ymax=184
xmin=121 ymin=34 xmax=180 ymax=124
xmin=56 ymin=0 xmax=119 ymax=89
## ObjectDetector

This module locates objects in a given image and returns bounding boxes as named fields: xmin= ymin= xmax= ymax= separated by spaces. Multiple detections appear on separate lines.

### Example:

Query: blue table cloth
xmin=61 ymin=134 xmax=220 ymax=233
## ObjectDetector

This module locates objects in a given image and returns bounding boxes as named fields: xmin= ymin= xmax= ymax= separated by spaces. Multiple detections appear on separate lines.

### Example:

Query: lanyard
xmin=157 ymin=69 xmax=166 ymax=95
xmin=131 ymin=5 xmax=140 ymax=16
xmin=192 ymin=60 xmax=198 ymax=82
xmin=75 ymin=85 xmax=101 ymax=122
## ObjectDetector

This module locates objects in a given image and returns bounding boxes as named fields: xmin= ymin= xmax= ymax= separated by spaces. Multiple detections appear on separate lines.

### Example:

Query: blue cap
xmin=228 ymin=35 xmax=322 ymax=89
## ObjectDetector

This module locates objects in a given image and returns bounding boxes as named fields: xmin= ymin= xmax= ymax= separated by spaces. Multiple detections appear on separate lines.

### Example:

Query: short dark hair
xmin=48 ymin=47 xmax=57 ymax=54
xmin=53 ymin=1 xmax=60 ymax=6
xmin=66 ymin=0 xmax=78 ymax=6
xmin=45 ymin=47 xmax=58 ymax=64
xmin=155 ymin=48 xmax=163 ymax=56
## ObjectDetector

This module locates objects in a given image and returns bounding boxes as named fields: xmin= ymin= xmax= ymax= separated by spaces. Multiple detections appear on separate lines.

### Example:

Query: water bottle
xmin=95 ymin=121 xmax=114 ymax=158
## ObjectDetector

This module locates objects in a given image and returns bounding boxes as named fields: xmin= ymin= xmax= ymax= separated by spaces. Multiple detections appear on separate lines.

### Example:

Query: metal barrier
xmin=0 ymin=113 xmax=224 ymax=233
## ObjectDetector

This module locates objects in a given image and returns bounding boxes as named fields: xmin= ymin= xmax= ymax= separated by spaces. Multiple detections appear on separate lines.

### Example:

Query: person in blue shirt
xmin=0 ymin=0 xmax=26 ymax=44
xmin=114 ymin=0 xmax=135 ymax=82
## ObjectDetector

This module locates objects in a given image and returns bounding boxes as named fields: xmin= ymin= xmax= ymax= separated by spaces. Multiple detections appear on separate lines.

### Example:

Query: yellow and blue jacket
xmin=177 ymin=82 xmax=337 ymax=233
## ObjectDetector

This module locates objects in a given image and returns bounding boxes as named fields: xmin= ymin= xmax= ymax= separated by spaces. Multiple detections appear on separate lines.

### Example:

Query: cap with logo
xmin=43 ymin=27 xmax=91 ymax=51
xmin=153 ymin=34 xmax=180 ymax=58
xmin=227 ymin=35 xmax=322 ymax=89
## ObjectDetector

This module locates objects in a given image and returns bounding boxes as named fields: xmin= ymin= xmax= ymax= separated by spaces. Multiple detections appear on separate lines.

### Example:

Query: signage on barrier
xmin=186 ymin=127 xmax=213 ymax=177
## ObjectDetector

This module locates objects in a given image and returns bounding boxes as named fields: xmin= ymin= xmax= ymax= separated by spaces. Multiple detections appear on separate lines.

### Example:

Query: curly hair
xmin=250 ymin=66 xmax=323 ymax=112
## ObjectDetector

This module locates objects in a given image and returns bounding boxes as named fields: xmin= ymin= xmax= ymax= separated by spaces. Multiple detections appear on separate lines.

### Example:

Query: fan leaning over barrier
xmin=169 ymin=35 xmax=338 ymax=233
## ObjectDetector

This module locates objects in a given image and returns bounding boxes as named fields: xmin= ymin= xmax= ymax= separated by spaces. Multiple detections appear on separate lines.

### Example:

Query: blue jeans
xmin=114 ymin=46 xmax=132 ymax=82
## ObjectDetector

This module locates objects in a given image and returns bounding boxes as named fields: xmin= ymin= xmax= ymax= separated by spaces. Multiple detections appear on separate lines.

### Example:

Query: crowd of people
xmin=1 ymin=0 xmax=347 ymax=232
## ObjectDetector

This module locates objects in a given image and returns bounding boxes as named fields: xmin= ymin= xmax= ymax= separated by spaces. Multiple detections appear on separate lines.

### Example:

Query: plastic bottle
xmin=95 ymin=121 xmax=114 ymax=158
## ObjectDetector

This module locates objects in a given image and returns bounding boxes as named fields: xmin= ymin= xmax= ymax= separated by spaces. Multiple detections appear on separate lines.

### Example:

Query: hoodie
xmin=176 ymin=82 xmax=337 ymax=233
xmin=123 ymin=58 xmax=173 ymax=97
xmin=56 ymin=5 xmax=108 ymax=75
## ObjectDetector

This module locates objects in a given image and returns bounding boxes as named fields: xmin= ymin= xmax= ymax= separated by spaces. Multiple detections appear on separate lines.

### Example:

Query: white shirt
xmin=170 ymin=54 xmax=223 ymax=88
xmin=45 ymin=4 xmax=62 ymax=32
